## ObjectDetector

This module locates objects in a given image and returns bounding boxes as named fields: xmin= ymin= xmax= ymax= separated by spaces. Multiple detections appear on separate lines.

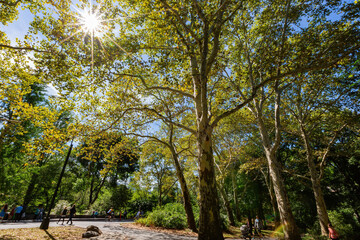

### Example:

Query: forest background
xmin=0 ymin=0 xmax=359 ymax=239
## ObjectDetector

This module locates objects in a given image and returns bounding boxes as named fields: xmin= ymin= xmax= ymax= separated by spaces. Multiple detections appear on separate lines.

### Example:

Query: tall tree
xmin=29 ymin=1 xmax=359 ymax=239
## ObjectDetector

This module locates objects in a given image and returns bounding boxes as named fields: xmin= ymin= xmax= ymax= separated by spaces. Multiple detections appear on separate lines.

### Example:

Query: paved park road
xmin=0 ymin=219 xmax=277 ymax=239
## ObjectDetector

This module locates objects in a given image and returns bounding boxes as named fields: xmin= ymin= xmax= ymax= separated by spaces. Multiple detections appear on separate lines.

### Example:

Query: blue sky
xmin=1 ymin=8 xmax=33 ymax=43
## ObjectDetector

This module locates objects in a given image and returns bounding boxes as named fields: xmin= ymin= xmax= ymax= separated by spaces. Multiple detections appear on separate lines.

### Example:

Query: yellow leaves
xmin=240 ymin=157 xmax=266 ymax=173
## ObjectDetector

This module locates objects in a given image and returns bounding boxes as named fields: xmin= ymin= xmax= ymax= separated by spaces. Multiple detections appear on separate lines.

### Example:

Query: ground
xmin=0 ymin=220 xmax=278 ymax=239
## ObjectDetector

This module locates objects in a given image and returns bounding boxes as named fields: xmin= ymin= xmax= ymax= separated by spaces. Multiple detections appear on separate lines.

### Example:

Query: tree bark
xmin=197 ymin=125 xmax=223 ymax=240
xmin=264 ymin=149 xmax=301 ymax=240
xmin=252 ymin=83 xmax=301 ymax=240
xmin=300 ymin=127 xmax=329 ymax=236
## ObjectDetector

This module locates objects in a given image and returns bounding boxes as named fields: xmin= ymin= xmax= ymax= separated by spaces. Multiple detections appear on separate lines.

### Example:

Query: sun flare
xmin=82 ymin=11 xmax=100 ymax=33
xmin=78 ymin=9 xmax=104 ymax=36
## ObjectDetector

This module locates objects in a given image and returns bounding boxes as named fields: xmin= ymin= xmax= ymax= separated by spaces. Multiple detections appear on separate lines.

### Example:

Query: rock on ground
xmin=83 ymin=230 xmax=100 ymax=238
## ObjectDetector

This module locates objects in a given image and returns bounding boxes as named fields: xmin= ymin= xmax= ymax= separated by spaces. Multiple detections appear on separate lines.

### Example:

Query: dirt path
xmin=96 ymin=224 xmax=278 ymax=240
xmin=96 ymin=224 xmax=197 ymax=240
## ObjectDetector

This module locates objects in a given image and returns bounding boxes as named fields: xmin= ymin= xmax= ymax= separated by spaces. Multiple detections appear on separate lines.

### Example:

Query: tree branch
xmin=0 ymin=44 xmax=49 ymax=53
xmin=319 ymin=124 xmax=347 ymax=180
xmin=116 ymin=73 xmax=194 ymax=99
xmin=211 ymin=44 xmax=360 ymax=128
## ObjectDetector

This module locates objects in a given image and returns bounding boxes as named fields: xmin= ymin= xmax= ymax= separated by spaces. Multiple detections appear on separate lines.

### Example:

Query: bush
xmin=53 ymin=200 xmax=71 ymax=215
xmin=136 ymin=203 xmax=187 ymax=230
xmin=306 ymin=208 xmax=360 ymax=240
xmin=328 ymin=208 xmax=360 ymax=240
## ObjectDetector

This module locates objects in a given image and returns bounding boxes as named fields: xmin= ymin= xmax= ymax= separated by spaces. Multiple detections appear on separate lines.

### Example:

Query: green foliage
xmin=110 ymin=185 xmax=132 ymax=209
xmin=328 ymin=208 xmax=360 ymax=240
xmin=128 ymin=198 xmax=156 ymax=215
xmin=53 ymin=200 xmax=71 ymax=215
xmin=137 ymin=203 xmax=187 ymax=230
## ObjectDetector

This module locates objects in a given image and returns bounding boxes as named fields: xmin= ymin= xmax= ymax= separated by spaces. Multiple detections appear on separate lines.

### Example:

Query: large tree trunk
xmin=252 ymin=81 xmax=301 ymax=240
xmin=265 ymin=150 xmax=301 ymax=240
xmin=171 ymin=150 xmax=198 ymax=232
xmin=218 ymin=182 xmax=236 ymax=226
xmin=301 ymin=128 xmax=329 ymax=236
xmin=197 ymin=125 xmax=223 ymax=240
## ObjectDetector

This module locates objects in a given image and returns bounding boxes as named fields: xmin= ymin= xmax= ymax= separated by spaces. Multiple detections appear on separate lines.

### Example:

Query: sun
xmin=78 ymin=8 xmax=104 ymax=37
xmin=82 ymin=11 xmax=101 ymax=33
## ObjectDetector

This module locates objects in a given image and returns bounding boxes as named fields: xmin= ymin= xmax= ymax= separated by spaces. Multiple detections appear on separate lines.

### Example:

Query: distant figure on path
xmin=328 ymin=223 xmax=340 ymax=240
xmin=8 ymin=206 xmax=16 ymax=221
xmin=57 ymin=206 xmax=68 ymax=224
xmin=14 ymin=205 xmax=23 ymax=222
xmin=0 ymin=204 xmax=8 ymax=220
xmin=37 ymin=206 xmax=44 ymax=221
xmin=107 ymin=207 xmax=114 ymax=221
xmin=254 ymin=216 xmax=263 ymax=237
xmin=91 ymin=211 xmax=99 ymax=218
xmin=134 ymin=209 xmax=141 ymax=220
xmin=123 ymin=209 xmax=127 ymax=220
xmin=67 ymin=204 xmax=76 ymax=225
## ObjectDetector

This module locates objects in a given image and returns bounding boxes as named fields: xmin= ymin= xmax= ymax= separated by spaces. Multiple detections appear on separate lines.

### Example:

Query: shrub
xmin=307 ymin=208 xmax=360 ymax=240
xmin=328 ymin=208 xmax=360 ymax=240
xmin=136 ymin=203 xmax=187 ymax=229
xmin=53 ymin=200 xmax=71 ymax=215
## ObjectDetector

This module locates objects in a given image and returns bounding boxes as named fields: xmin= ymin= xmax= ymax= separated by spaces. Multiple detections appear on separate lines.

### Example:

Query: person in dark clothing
xmin=66 ymin=204 xmax=76 ymax=225
xmin=57 ymin=207 xmax=68 ymax=224
xmin=123 ymin=209 xmax=127 ymax=220
xmin=0 ymin=204 xmax=8 ymax=220
xmin=14 ymin=205 xmax=23 ymax=222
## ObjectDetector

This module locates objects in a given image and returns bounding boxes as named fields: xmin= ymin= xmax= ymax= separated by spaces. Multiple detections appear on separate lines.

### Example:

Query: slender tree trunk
xmin=270 ymin=182 xmax=281 ymax=229
xmin=171 ymin=151 xmax=197 ymax=232
xmin=262 ymin=168 xmax=280 ymax=229
xmin=158 ymin=180 xmax=162 ymax=206
xmin=90 ymin=173 xmax=108 ymax=205
xmin=231 ymin=170 xmax=241 ymax=222
xmin=247 ymin=213 xmax=253 ymax=235
xmin=301 ymin=128 xmax=329 ymax=236
xmin=23 ymin=173 xmax=39 ymax=206
xmin=89 ymin=175 xmax=95 ymax=205
xmin=218 ymin=183 xmax=236 ymax=226
xmin=354 ymin=208 xmax=360 ymax=224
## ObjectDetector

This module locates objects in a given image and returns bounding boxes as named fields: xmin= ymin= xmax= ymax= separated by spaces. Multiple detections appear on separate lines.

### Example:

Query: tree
xmin=27 ymin=0 xmax=359 ymax=239
xmin=77 ymin=131 xmax=139 ymax=206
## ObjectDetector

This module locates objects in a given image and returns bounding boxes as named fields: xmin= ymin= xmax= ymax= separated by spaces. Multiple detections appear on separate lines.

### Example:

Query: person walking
xmin=123 ymin=209 xmax=127 ymax=220
xmin=254 ymin=215 xmax=263 ymax=237
xmin=106 ymin=207 xmax=114 ymax=221
xmin=134 ymin=208 xmax=141 ymax=220
xmin=328 ymin=223 xmax=340 ymax=240
xmin=66 ymin=204 xmax=76 ymax=225
xmin=0 ymin=204 xmax=8 ymax=220
xmin=37 ymin=206 xmax=44 ymax=221
xmin=57 ymin=206 xmax=68 ymax=224
xmin=14 ymin=205 xmax=23 ymax=222
xmin=8 ymin=206 xmax=16 ymax=221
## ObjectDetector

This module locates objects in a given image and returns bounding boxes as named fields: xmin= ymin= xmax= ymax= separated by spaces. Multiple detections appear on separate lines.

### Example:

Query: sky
xmin=1 ymin=8 xmax=33 ymax=43
xmin=1 ymin=6 xmax=59 ymax=96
